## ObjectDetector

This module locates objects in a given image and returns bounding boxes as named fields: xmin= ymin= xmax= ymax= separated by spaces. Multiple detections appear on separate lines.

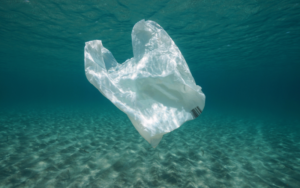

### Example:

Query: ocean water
xmin=0 ymin=0 xmax=300 ymax=187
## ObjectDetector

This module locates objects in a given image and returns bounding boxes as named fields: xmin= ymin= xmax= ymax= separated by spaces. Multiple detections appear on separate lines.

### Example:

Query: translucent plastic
xmin=84 ymin=20 xmax=205 ymax=148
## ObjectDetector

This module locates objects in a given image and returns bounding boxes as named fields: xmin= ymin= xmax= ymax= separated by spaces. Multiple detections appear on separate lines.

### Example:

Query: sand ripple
xmin=0 ymin=104 xmax=299 ymax=187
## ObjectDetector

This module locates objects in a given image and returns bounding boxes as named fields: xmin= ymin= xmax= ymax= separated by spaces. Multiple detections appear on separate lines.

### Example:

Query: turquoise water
xmin=1 ymin=0 xmax=300 ymax=187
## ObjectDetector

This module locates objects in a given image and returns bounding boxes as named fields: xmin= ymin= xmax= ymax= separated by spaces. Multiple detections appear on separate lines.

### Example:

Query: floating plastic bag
xmin=84 ymin=20 xmax=205 ymax=148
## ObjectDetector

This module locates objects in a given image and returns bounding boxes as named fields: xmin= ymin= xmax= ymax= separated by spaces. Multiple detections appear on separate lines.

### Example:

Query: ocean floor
xmin=0 ymin=103 xmax=299 ymax=188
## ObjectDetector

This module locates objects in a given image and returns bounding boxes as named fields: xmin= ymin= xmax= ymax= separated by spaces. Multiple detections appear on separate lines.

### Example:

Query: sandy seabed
xmin=0 ymin=104 xmax=299 ymax=188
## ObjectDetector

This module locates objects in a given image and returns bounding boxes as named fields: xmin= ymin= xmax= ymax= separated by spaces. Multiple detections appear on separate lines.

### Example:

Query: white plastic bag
xmin=84 ymin=20 xmax=205 ymax=148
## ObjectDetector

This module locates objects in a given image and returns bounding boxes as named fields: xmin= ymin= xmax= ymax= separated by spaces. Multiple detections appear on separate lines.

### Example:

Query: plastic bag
xmin=84 ymin=20 xmax=205 ymax=148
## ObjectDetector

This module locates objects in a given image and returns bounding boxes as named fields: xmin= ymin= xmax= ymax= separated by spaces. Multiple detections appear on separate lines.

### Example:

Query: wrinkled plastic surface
xmin=84 ymin=20 xmax=205 ymax=148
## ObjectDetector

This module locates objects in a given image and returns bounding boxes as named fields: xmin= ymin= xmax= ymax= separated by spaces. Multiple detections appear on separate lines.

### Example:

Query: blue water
xmin=0 ymin=0 xmax=300 ymax=187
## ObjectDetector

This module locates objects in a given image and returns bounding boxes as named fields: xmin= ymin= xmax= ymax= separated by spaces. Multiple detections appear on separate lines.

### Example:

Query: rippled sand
xmin=0 ymin=104 xmax=299 ymax=188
